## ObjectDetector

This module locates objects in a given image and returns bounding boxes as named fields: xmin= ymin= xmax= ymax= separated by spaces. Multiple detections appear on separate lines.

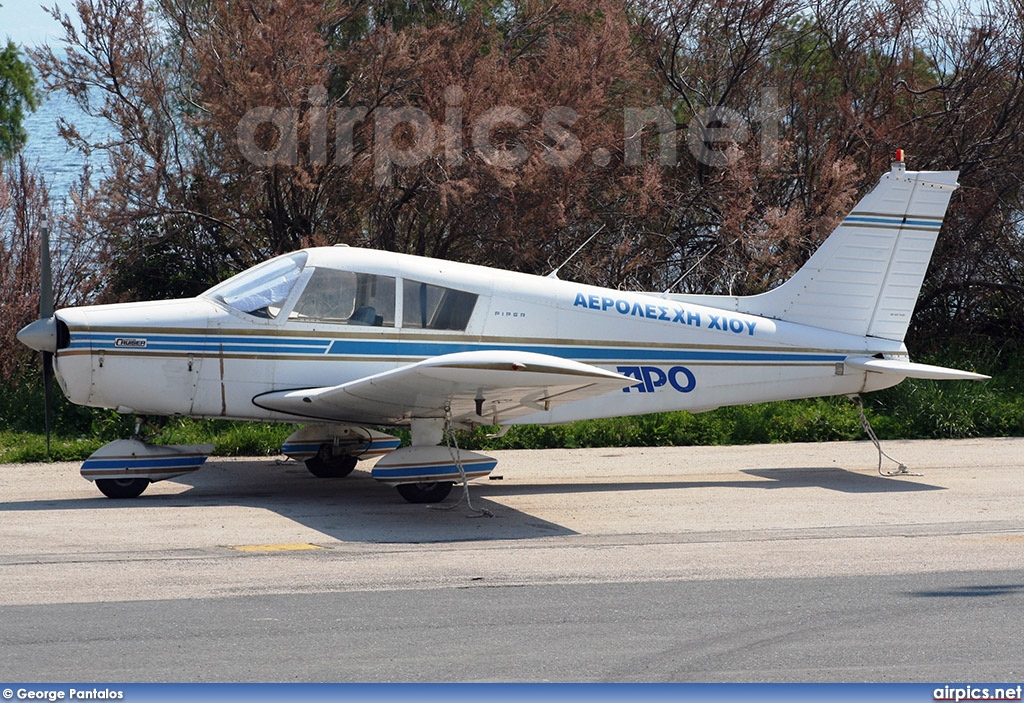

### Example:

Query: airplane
xmin=17 ymin=153 xmax=989 ymax=503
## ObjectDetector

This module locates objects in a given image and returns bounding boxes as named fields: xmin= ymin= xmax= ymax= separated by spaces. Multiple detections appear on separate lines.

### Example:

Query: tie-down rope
xmin=429 ymin=405 xmax=493 ymax=517
xmin=852 ymin=394 xmax=919 ymax=476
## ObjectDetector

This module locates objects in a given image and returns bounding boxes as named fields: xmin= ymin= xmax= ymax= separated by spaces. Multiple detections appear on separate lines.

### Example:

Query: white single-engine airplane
xmin=18 ymin=156 xmax=988 ymax=502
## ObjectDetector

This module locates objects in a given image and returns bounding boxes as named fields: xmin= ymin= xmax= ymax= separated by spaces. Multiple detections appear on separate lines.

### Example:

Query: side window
xmin=403 ymin=279 xmax=478 ymax=330
xmin=290 ymin=268 xmax=396 ymax=326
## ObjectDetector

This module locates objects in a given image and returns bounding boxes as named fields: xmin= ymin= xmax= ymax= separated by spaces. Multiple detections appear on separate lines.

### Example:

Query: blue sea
xmin=20 ymin=90 xmax=110 ymax=203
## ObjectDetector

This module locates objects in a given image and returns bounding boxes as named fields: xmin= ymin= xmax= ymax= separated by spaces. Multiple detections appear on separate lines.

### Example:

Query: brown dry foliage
xmin=11 ymin=0 xmax=1024 ymax=341
xmin=0 ymin=157 xmax=99 ymax=380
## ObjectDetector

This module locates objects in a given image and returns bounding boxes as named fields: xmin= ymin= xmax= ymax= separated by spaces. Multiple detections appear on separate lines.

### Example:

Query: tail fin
xmin=668 ymin=161 xmax=959 ymax=342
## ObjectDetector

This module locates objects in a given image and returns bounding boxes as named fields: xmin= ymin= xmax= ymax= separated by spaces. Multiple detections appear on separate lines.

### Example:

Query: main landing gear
xmin=396 ymin=481 xmax=455 ymax=504
xmin=283 ymin=421 xmax=497 ymax=504
xmin=369 ymin=418 xmax=496 ymax=505
xmin=281 ymin=425 xmax=400 ymax=480
xmin=304 ymin=444 xmax=358 ymax=478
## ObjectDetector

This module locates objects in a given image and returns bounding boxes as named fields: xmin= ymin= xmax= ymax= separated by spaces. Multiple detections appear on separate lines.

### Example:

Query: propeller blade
xmin=40 ymin=212 xmax=53 ymax=319
xmin=40 ymin=212 xmax=53 ymax=459
xmin=43 ymin=351 xmax=53 ymax=458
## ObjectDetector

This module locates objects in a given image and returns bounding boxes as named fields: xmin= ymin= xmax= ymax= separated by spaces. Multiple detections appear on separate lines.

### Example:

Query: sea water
xmin=19 ymin=90 xmax=110 ymax=204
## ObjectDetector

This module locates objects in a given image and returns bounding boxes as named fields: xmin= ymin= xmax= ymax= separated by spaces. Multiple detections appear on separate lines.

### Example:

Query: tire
xmin=396 ymin=481 xmax=454 ymax=504
xmin=95 ymin=477 xmax=150 ymax=499
xmin=305 ymin=444 xmax=358 ymax=478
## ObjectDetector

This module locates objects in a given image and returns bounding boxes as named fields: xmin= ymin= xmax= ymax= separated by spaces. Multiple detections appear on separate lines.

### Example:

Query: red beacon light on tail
xmin=892 ymin=148 xmax=906 ymax=171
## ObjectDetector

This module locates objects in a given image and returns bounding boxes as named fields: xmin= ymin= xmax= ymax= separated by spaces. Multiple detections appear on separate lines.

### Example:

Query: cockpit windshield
xmin=203 ymin=252 xmax=308 ymax=319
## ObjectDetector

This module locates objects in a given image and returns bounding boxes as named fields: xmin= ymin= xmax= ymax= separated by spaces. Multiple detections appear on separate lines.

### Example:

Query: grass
xmin=3 ymin=380 xmax=1022 ymax=464
xmin=0 ymin=420 xmax=295 ymax=463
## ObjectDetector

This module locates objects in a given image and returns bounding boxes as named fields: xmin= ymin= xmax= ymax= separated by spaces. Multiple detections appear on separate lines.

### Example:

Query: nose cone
xmin=17 ymin=317 xmax=58 ymax=353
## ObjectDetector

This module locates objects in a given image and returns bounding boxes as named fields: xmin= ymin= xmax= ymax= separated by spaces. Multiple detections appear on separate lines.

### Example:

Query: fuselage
xmin=50 ymin=246 xmax=905 ymax=426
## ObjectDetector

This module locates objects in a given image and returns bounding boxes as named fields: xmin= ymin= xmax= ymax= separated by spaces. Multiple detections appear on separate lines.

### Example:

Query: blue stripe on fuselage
xmin=72 ymin=332 xmax=845 ymax=364
xmin=69 ymin=333 xmax=332 ymax=355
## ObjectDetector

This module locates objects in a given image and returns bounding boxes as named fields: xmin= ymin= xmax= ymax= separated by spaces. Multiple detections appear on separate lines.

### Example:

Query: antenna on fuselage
xmin=661 ymin=244 xmax=719 ymax=296
xmin=547 ymin=224 xmax=606 ymax=279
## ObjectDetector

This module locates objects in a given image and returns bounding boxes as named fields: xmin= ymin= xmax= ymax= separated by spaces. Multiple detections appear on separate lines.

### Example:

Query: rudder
xmin=667 ymin=160 xmax=959 ymax=342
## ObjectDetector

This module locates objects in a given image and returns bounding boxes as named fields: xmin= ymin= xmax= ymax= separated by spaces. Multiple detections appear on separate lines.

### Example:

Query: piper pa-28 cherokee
xmin=17 ymin=155 xmax=988 ymax=503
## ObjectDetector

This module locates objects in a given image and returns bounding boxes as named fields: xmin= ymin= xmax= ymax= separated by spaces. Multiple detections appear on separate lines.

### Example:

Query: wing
xmin=252 ymin=350 xmax=634 ymax=426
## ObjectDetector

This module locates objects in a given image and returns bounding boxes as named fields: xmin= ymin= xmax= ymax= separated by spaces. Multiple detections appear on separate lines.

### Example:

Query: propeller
xmin=40 ymin=212 xmax=54 ymax=459
xmin=16 ymin=212 xmax=56 ymax=459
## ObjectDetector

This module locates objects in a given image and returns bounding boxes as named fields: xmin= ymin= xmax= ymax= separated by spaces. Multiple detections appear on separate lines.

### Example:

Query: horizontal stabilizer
xmin=844 ymin=356 xmax=990 ymax=381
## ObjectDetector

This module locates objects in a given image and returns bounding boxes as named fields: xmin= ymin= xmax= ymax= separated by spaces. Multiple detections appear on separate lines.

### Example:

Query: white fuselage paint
xmin=51 ymin=246 xmax=903 ymax=427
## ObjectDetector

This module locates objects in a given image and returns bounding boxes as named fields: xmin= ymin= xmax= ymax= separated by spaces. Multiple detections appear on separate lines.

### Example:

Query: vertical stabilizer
xmin=667 ymin=161 xmax=959 ymax=342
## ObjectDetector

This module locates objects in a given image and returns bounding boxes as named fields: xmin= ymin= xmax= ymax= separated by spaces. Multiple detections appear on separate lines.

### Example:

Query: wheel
xmin=305 ymin=444 xmax=358 ymax=478
xmin=95 ymin=478 xmax=150 ymax=499
xmin=396 ymin=481 xmax=454 ymax=504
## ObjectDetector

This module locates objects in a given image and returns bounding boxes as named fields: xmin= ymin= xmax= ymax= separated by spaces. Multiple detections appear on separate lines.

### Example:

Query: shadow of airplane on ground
xmin=477 ymin=466 xmax=945 ymax=497
xmin=0 ymin=458 xmax=944 ymax=544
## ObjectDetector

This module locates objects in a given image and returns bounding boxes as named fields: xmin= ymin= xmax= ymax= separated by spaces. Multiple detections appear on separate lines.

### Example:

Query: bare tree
xmin=0 ymin=157 xmax=99 ymax=380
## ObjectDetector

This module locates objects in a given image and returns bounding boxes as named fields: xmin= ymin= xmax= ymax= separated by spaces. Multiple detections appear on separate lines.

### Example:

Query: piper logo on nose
xmin=617 ymin=365 xmax=696 ymax=393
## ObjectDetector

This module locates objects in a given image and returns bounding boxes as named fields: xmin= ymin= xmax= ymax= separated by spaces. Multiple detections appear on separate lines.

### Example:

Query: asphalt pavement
xmin=1 ymin=438 xmax=1022 ymax=681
